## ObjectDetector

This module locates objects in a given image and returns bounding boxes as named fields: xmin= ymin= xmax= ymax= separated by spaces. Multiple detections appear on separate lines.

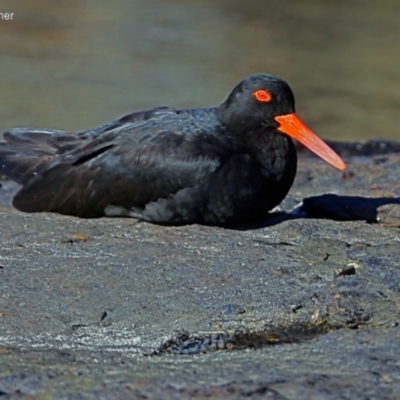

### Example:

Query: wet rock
xmin=377 ymin=203 xmax=400 ymax=227
xmin=1 ymin=140 xmax=400 ymax=398
xmin=221 ymin=303 xmax=246 ymax=316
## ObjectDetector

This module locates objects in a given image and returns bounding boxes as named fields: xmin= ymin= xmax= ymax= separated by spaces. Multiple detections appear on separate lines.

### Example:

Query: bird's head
xmin=217 ymin=73 xmax=346 ymax=171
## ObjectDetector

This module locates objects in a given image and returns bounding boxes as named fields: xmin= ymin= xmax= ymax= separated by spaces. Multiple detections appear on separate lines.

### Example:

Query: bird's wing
xmin=75 ymin=106 xmax=179 ymax=139
xmin=0 ymin=107 xmax=195 ymax=184
xmin=1 ymin=109 xmax=223 ymax=217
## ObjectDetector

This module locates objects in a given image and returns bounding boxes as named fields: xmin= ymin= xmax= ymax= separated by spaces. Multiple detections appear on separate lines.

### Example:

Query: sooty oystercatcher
xmin=0 ymin=73 xmax=346 ymax=225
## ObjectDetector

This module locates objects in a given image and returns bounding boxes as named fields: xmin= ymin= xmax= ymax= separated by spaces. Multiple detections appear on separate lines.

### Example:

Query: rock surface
xmin=1 ymin=141 xmax=400 ymax=399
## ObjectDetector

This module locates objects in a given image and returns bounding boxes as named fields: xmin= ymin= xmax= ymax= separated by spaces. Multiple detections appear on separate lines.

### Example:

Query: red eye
xmin=254 ymin=89 xmax=272 ymax=103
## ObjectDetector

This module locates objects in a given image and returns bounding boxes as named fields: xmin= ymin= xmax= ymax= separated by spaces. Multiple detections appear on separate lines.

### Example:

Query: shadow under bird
xmin=0 ymin=73 xmax=346 ymax=225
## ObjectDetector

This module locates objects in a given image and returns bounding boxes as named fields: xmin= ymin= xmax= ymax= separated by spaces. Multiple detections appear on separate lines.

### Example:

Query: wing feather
xmin=2 ymin=107 xmax=223 ymax=217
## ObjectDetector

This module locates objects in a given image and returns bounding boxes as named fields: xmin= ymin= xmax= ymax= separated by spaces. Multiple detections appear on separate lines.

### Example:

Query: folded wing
xmin=0 ymin=107 xmax=221 ymax=217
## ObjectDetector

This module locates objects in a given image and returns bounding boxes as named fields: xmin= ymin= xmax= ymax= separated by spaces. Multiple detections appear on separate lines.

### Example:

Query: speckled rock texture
xmin=1 ymin=140 xmax=400 ymax=399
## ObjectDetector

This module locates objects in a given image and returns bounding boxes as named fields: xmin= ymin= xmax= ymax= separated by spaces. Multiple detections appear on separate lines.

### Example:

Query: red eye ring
xmin=254 ymin=89 xmax=272 ymax=103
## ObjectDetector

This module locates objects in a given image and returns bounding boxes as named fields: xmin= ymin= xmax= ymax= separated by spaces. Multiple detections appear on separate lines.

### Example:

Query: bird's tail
xmin=0 ymin=128 xmax=75 ymax=185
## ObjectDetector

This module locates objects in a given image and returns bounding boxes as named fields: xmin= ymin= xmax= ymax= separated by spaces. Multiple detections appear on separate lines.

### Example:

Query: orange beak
xmin=275 ymin=113 xmax=346 ymax=171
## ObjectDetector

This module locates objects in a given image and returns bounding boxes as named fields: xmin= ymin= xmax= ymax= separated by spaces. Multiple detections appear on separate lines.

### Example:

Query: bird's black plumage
xmin=0 ymin=73 xmax=344 ymax=225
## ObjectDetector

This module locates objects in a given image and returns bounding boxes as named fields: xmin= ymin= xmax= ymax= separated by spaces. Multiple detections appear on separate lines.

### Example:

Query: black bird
xmin=0 ymin=73 xmax=346 ymax=225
